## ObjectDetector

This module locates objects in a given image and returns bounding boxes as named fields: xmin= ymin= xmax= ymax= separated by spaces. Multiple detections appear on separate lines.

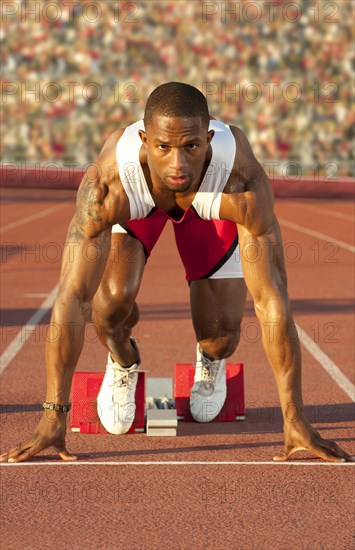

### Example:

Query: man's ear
xmin=139 ymin=130 xmax=147 ymax=145
xmin=207 ymin=129 xmax=215 ymax=144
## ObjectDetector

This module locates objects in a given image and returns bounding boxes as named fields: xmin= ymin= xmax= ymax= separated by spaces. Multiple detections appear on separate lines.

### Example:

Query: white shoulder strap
xmin=191 ymin=120 xmax=236 ymax=220
xmin=116 ymin=120 xmax=155 ymax=219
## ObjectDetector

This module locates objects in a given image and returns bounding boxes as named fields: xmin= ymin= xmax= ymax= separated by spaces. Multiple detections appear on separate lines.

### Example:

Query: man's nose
xmin=169 ymin=149 xmax=188 ymax=171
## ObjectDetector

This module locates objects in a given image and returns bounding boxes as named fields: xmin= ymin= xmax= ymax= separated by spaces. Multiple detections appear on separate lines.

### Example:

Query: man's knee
xmin=92 ymin=284 xmax=137 ymax=322
xmin=199 ymin=332 xmax=239 ymax=360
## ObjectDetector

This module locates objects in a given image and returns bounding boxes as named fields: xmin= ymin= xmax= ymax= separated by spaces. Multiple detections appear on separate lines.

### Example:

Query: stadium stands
xmin=1 ymin=1 xmax=353 ymax=176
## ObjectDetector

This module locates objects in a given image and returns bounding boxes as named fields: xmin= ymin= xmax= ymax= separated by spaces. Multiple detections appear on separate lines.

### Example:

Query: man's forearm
xmin=259 ymin=312 xmax=305 ymax=422
xmin=44 ymin=295 xmax=91 ymax=404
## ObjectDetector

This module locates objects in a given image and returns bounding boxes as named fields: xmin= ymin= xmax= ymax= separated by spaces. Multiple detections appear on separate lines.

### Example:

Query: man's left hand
xmin=273 ymin=418 xmax=355 ymax=462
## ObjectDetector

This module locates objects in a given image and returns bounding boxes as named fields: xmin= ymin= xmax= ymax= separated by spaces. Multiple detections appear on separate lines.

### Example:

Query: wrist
xmin=43 ymin=402 xmax=71 ymax=413
xmin=281 ymin=400 xmax=305 ymax=423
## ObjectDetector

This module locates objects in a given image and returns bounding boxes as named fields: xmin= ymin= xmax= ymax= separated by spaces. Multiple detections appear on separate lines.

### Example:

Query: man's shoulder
xmin=221 ymin=125 xmax=257 ymax=194
xmin=76 ymin=127 xmax=131 ymax=230
xmin=221 ymin=124 xmax=258 ymax=173
xmin=99 ymin=129 xmax=126 ymax=157
xmin=228 ymin=125 xmax=255 ymax=156
xmin=94 ymin=129 xmax=127 ymax=186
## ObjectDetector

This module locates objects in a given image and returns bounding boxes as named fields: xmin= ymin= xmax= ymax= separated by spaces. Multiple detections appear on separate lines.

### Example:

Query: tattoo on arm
xmin=76 ymin=176 xmax=108 ymax=230
xmin=67 ymin=221 xmax=85 ymax=241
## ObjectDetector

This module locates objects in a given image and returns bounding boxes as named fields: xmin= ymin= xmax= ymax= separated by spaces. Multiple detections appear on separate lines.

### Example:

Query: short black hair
xmin=144 ymin=82 xmax=209 ymax=129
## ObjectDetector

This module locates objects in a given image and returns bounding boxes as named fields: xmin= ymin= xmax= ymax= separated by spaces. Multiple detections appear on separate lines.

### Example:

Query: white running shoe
xmin=97 ymin=339 xmax=140 ymax=435
xmin=190 ymin=344 xmax=227 ymax=422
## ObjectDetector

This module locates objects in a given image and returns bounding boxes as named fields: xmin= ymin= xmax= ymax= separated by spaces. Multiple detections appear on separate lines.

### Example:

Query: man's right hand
xmin=0 ymin=412 xmax=77 ymax=463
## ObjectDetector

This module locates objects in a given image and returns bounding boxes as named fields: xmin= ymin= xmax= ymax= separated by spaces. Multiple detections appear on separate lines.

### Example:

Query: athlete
xmin=1 ymin=82 xmax=353 ymax=463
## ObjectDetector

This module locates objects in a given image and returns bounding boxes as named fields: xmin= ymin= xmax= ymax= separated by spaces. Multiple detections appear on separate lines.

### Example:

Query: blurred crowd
xmin=1 ymin=0 xmax=354 ymax=176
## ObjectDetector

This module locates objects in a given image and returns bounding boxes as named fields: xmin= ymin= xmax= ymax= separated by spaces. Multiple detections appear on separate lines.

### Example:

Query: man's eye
xmin=186 ymin=144 xmax=197 ymax=150
xmin=158 ymin=144 xmax=169 ymax=150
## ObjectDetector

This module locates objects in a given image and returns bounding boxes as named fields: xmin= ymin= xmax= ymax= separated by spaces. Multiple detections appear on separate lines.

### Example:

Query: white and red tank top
xmin=116 ymin=119 xmax=236 ymax=222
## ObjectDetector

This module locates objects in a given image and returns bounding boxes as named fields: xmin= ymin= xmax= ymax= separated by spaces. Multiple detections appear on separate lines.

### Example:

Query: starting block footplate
xmin=174 ymin=363 xmax=245 ymax=422
xmin=70 ymin=371 xmax=145 ymax=434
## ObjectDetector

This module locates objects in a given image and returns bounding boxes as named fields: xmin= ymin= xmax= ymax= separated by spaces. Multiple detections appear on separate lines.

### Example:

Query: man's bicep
xmin=75 ymin=129 xmax=123 ymax=238
xmin=75 ymin=171 xmax=110 ymax=237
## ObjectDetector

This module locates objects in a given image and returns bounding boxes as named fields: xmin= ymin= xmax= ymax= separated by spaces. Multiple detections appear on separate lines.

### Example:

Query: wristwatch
xmin=42 ymin=402 xmax=71 ymax=413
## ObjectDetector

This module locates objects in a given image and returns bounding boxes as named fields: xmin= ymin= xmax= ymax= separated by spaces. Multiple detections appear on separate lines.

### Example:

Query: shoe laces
xmin=109 ymin=365 xmax=136 ymax=395
xmin=200 ymin=355 xmax=220 ymax=384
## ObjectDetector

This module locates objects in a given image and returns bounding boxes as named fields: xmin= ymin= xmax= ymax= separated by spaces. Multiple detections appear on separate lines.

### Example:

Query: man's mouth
xmin=167 ymin=175 xmax=189 ymax=185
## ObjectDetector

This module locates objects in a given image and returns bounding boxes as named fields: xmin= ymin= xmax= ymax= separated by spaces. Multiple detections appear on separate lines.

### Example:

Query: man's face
xmin=139 ymin=116 xmax=214 ymax=193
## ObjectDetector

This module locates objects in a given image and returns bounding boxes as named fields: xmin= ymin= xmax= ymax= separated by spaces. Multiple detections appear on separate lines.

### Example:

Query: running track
xmin=1 ymin=188 xmax=354 ymax=549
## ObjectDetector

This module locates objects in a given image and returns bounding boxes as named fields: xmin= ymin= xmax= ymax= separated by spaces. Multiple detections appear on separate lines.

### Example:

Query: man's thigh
xmin=190 ymin=278 xmax=247 ymax=341
xmin=93 ymin=232 xmax=146 ymax=306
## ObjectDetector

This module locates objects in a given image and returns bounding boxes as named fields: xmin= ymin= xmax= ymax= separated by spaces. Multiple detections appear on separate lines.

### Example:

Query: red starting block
xmin=70 ymin=371 xmax=145 ymax=434
xmin=174 ymin=363 xmax=245 ymax=421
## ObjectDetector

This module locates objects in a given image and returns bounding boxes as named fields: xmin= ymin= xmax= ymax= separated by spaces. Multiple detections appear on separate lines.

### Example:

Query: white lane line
xmin=296 ymin=323 xmax=355 ymax=402
xmin=1 ymin=461 xmax=354 ymax=467
xmin=0 ymin=285 xmax=58 ymax=375
xmin=286 ymin=203 xmax=355 ymax=222
xmin=278 ymin=218 xmax=355 ymax=253
xmin=0 ymin=204 xmax=70 ymax=234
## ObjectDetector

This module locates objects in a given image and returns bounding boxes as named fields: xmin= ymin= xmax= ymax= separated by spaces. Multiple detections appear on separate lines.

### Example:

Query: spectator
xmin=1 ymin=0 xmax=353 ymax=176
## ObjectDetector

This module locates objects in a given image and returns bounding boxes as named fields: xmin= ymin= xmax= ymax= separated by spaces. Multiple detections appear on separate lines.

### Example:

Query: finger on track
xmin=7 ymin=440 xmax=46 ymax=463
xmin=58 ymin=450 xmax=78 ymax=461
xmin=53 ymin=439 xmax=78 ymax=461
xmin=0 ymin=440 xmax=34 ymax=461
xmin=273 ymin=445 xmax=346 ymax=463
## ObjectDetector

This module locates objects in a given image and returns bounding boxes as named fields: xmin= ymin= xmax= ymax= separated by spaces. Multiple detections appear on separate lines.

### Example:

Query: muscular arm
xmin=0 ymin=137 xmax=124 ymax=462
xmin=45 ymin=214 xmax=112 ymax=405
xmin=223 ymin=130 xmax=300 ymax=413
xmin=238 ymin=218 xmax=303 ymax=419
xmin=45 ymin=132 xmax=126 ymax=403
xmin=227 ymin=128 xmax=353 ymax=462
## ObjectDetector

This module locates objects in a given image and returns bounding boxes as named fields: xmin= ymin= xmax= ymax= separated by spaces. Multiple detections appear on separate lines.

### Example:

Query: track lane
xmin=0 ymin=195 xmax=354 ymax=549
xmin=273 ymin=216 xmax=354 ymax=382
xmin=275 ymin=200 xmax=355 ymax=247
xmin=283 ymin=199 xmax=355 ymax=219
xmin=1 ymin=465 xmax=352 ymax=549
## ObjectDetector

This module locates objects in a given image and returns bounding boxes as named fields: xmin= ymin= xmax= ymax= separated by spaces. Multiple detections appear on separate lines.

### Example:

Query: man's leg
xmin=190 ymin=277 xmax=247 ymax=359
xmin=92 ymin=232 xmax=146 ymax=366
xmin=92 ymin=232 xmax=146 ymax=435
xmin=92 ymin=215 xmax=168 ymax=435
xmin=189 ymin=277 xmax=247 ymax=422
xmin=172 ymin=215 xmax=246 ymax=421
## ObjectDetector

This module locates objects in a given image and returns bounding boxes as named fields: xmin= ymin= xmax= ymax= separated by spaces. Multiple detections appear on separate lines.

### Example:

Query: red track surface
xmin=1 ymin=188 xmax=354 ymax=549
